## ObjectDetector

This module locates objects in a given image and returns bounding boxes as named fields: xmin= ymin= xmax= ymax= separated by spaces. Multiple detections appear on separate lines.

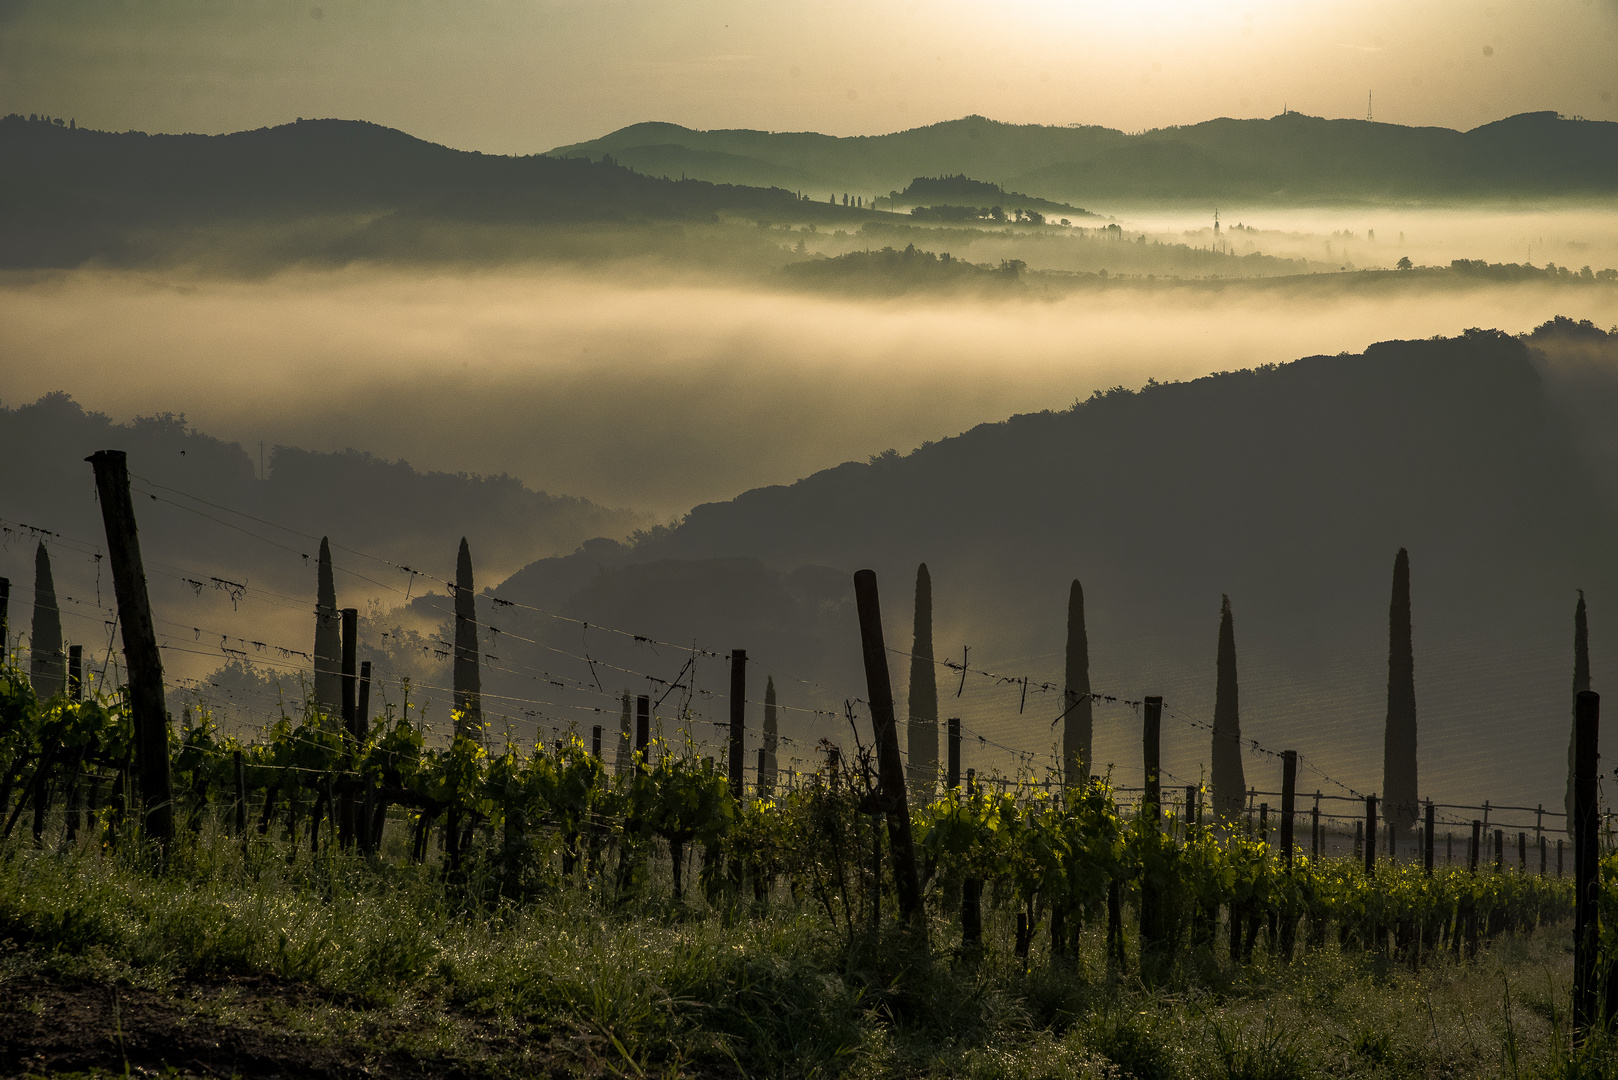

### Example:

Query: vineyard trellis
xmin=2 ymin=450 xmax=1615 ymax=1039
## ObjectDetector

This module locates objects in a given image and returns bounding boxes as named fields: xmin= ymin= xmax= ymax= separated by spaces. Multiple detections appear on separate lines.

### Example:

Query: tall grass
xmin=0 ymin=821 xmax=1604 ymax=1079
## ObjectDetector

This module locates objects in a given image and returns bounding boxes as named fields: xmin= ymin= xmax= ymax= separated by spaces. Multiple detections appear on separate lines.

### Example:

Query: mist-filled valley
xmin=12 ymin=5 xmax=1618 ymax=1063
xmin=5 ymin=108 xmax=1618 ymax=818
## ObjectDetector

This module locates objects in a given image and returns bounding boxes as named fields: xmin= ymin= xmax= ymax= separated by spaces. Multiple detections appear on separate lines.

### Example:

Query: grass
xmin=0 ymin=821 xmax=1610 ymax=1079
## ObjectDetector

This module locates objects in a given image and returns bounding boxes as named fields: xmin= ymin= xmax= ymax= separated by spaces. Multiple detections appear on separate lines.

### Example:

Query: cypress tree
xmin=1383 ymin=548 xmax=1419 ymax=838
xmin=1566 ymin=590 xmax=1589 ymax=839
xmin=28 ymin=543 xmax=65 ymax=699
xmin=762 ymin=676 xmax=779 ymax=796
xmin=1210 ymin=595 xmax=1246 ymax=820
xmin=312 ymin=537 xmax=341 ymax=716
xmin=907 ymin=564 xmax=939 ymax=801
xmin=1062 ymin=579 xmax=1093 ymax=786
xmin=453 ymin=537 xmax=482 ymax=735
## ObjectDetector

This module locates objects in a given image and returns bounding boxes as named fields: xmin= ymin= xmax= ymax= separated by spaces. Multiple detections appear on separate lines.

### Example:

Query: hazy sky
xmin=2 ymin=0 xmax=1615 ymax=153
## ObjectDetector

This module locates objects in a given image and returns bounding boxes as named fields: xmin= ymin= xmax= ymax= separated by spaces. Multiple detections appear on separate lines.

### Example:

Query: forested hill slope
xmin=487 ymin=330 xmax=1618 ymax=807
xmin=553 ymin=111 xmax=1618 ymax=204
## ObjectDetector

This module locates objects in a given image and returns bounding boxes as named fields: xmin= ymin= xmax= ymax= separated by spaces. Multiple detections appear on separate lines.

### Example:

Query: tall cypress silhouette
xmin=453 ymin=537 xmax=482 ymax=735
xmin=762 ymin=676 xmax=779 ymax=796
xmin=1062 ymin=579 xmax=1093 ymax=786
xmin=28 ymin=543 xmax=64 ymax=699
xmin=907 ymin=563 xmax=938 ymax=801
xmin=1383 ymin=548 xmax=1419 ymax=838
xmin=1566 ymin=590 xmax=1589 ymax=839
xmin=313 ymin=537 xmax=341 ymax=716
xmin=1210 ymin=595 xmax=1246 ymax=820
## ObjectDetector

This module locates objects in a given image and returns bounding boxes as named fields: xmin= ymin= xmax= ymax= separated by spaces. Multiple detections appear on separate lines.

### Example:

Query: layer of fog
xmin=1108 ymin=204 xmax=1618 ymax=273
xmin=5 ymin=265 xmax=1616 ymax=523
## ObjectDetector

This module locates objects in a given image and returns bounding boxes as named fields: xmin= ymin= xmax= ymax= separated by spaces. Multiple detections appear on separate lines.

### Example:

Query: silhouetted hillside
xmin=0 ymin=392 xmax=646 ymax=592
xmin=0 ymin=114 xmax=881 ymax=268
xmin=894 ymin=175 xmax=1100 ymax=220
xmin=481 ymin=328 xmax=1618 ymax=808
xmin=553 ymin=111 xmax=1618 ymax=205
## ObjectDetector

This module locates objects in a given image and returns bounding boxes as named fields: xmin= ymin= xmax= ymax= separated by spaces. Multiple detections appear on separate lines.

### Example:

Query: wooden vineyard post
xmin=87 ymin=450 xmax=173 ymax=851
xmin=728 ymin=649 xmax=747 ymax=800
xmin=1259 ymin=803 xmax=1269 ymax=845
xmin=756 ymin=747 xmax=767 ymax=795
xmin=1469 ymin=820 xmax=1481 ymax=873
xmin=338 ymin=607 xmax=358 ymax=849
xmin=1312 ymin=793 xmax=1321 ymax=858
xmin=1424 ymin=801 xmax=1435 ymax=875
xmin=1280 ymin=750 xmax=1296 ymax=868
xmin=1142 ymin=695 xmax=1162 ymax=823
xmin=1559 ymin=839 xmax=1565 ymax=877
xmin=1518 ymin=832 xmax=1527 ymax=872
xmin=68 ymin=644 xmax=82 ymax=700
xmin=1365 ymin=795 xmax=1377 ymax=877
xmin=591 ymin=725 xmax=602 ymax=758
xmin=636 ymin=695 xmax=650 ymax=757
xmin=947 ymin=717 xmax=960 ymax=790
xmin=1541 ymin=835 xmax=1548 ymax=876
xmin=1573 ymin=690 xmax=1600 ymax=1044
xmin=233 ymin=750 xmax=247 ymax=839
xmin=1139 ymin=694 xmax=1164 ymax=956
xmin=851 ymin=569 xmax=922 ymax=923
xmin=0 ymin=577 xmax=7 ymax=654
xmin=357 ymin=660 xmax=377 ymax=854
xmin=1494 ymin=829 xmax=1504 ymax=873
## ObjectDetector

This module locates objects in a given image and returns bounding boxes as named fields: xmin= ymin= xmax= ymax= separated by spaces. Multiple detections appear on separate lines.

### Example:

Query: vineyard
xmin=0 ymin=450 xmax=1614 ymax=1079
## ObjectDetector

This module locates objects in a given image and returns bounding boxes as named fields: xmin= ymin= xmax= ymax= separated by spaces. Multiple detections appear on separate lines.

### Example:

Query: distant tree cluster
xmin=5 ymin=113 xmax=75 ymax=129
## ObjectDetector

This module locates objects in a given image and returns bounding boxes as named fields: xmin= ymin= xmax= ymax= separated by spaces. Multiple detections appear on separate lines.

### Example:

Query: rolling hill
xmin=552 ymin=111 xmax=1618 ymax=206
xmin=475 ymin=325 xmax=1618 ymax=811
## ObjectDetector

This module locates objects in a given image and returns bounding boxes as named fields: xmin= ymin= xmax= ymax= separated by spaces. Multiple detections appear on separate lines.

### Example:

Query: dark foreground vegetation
xmin=1 ymin=670 xmax=1614 ymax=1079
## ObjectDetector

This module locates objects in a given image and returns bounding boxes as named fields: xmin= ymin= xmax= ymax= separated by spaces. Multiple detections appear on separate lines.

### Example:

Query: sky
xmin=1 ymin=0 xmax=1616 ymax=153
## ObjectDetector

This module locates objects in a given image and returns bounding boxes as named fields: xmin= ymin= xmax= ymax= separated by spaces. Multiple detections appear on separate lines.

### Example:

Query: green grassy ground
xmin=0 ymin=823 xmax=1611 ymax=1079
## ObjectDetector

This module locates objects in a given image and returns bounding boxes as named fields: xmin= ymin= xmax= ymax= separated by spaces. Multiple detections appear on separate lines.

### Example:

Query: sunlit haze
xmin=2 ymin=0 xmax=1616 ymax=152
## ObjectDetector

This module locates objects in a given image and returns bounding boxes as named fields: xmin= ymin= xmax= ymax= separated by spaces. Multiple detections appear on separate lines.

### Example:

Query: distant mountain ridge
xmin=552 ymin=111 xmax=1618 ymax=205
xmin=0 ymin=114 xmax=881 ymax=268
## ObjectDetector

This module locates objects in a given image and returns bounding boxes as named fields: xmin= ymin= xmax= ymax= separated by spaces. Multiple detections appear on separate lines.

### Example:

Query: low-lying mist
xmin=5 ymin=264 xmax=1616 ymax=518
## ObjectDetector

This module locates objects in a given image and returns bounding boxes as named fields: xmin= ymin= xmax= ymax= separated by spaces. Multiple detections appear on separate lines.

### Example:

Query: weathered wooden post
xmin=591 ymin=725 xmax=602 ymax=758
xmin=728 ymin=649 xmax=747 ymax=800
xmin=1259 ymin=803 xmax=1269 ymax=844
xmin=1573 ymin=690 xmax=1600 ymax=1043
xmin=852 ymin=569 xmax=922 ymax=922
xmin=636 ymin=694 xmax=650 ymax=756
xmin=947 ymin=717 xmax=961 ymax=790
xmin=233 ymin=749 xmax=247 ymax=844
xmin=1312 ymin=794 xmax=1321 ymax=859
xmin=1142 ymin=695 xmax=1162 ymax=823
xmin=68 ymin=644 xmax=82 ymax=700
xmin=1494 ymin=829 xmax=1504 ymax=873
xmin=1518 ymin=832 xmax=1527 ymax=872
xmin=87 ymin=450 xmax=173 ymax=850
xmin=1540 ymin=835 xmax=1548 ymax=876
xmin=357 ymin=659 xmax=377 ymax=853
xmin=338 ymin=607 xmax=358 ymax=849
xmin=1469 ymin=820 xmax=1481 ymax=873
xmin=1365 ymin=795 xmax=1378 ymax=877
xmin=1559 ymin=839 xmax=1565 ymax=877
xmin=1281 ymin=750 xmax=1297 ymax=868
xmin=0 ymin=577 xmax=8 ymax=653
xmin=1424 ymin=801 xmax=1435 ymax=875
